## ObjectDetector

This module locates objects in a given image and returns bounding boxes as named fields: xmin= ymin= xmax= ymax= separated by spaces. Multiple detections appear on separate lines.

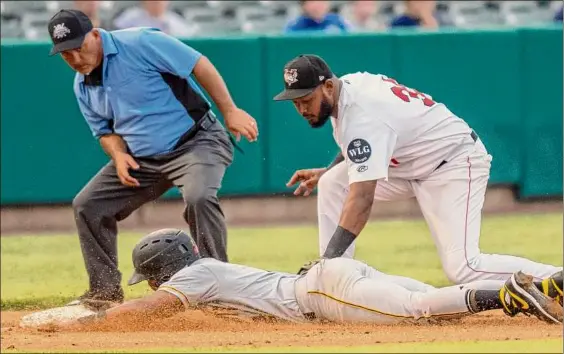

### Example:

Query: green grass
xmin=1 ymin=213 xmax=562 ymax=310
xmin=3 ymin=339 xmax=563 ymax=353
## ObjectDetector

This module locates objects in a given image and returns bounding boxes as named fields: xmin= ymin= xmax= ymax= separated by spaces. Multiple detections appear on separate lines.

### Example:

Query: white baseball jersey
xmin=319 ymin=72 xmax=561 ymax=284
xmin=158 ymin=258 xmax=307 ymax=322
xmin=331 ymin=72 xmax=473 ymax=183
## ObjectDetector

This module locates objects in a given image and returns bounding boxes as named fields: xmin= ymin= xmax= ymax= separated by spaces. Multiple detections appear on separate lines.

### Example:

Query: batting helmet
xmin=127 ymin=228 xmax=200 ymax=286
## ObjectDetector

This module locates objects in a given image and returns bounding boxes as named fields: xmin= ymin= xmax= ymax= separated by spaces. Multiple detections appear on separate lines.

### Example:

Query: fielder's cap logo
xmin=52 ymin=23 xmax=71 ymax=39
xmin=284 ymin=68 xmax=298 ymax=86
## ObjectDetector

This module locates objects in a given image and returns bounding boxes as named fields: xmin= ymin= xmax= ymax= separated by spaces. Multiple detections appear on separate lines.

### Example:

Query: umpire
xmin=47 ymin=10 xmax=258 ymax=305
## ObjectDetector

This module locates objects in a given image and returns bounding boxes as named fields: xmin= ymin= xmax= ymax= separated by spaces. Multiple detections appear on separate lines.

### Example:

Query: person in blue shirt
xmin=285 ymin=0 xmax=350 ymax=33
xmin=555 ymin=6 xmax=563 ymax=22
xmin=47 ymin=9 xmax=259 ymax=306
xmin=390 ymin=0 xmax=440 ymax=28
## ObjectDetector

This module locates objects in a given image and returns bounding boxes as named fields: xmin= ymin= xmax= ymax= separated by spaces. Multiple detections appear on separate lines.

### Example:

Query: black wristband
xmin=322 ymin=226 xmax=357 ymax=259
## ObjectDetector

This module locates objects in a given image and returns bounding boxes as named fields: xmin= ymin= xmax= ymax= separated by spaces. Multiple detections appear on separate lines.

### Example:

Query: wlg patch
xmin=347 ymin=139 xmax=371 ymax=164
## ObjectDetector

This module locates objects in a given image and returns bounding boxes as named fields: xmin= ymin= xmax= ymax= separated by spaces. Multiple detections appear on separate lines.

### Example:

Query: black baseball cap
xmin=48 ymin=9 xmax=93 ymax=56
xmin=273 ymin=54 xmax=333 ymax=101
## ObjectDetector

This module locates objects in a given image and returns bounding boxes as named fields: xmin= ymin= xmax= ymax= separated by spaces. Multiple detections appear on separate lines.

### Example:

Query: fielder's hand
xmin=287 ymin=168 xmax=327 ymax=196
xmin=297 ymin=258 xmax=324 ymax=275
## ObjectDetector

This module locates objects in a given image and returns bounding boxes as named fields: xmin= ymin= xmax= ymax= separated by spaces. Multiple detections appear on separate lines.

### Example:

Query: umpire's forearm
xmin=99 ymin=134 xmax=128 ymax=159
xmin=327 ymin=152 xmax=344 ymax=170
xmin=192 ymin=55 xmax=237 ymax=116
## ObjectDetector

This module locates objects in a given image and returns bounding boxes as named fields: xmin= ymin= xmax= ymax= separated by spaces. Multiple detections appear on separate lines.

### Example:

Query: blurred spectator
xmin=113 ymin=0 xmax=197 ymax=37
xmin=73 ymin=0 xmax=111 ymax=29
xmin=345 ymin=0 xmax=383 ymax=32
xmin=390 ymin=0 xmax=440 ymax=28
xmin=555 ymin=6 xmax=563 ymax=22
xmin=285 ymin=0 xmax=349 ymax=34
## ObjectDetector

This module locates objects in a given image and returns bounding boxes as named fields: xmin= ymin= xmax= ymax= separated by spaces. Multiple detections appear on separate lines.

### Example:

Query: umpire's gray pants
xmin=72 ymin=119 xmax=233 ymax=295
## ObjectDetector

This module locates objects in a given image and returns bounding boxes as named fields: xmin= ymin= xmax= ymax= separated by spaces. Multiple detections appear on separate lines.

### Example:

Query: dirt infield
xmin=1 ymin=310 xmax=562 ymax=352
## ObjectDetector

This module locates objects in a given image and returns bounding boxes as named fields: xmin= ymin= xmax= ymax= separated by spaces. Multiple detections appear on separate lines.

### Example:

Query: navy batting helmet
xmin=127 ymin=228 xmax=200 ymax=287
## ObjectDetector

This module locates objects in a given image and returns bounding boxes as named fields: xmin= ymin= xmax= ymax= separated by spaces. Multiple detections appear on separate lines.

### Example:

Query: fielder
xmin=272 ymin=54 xmax=563 ymax=295
xmin=62 ymin=229 xmax=562 ymax=328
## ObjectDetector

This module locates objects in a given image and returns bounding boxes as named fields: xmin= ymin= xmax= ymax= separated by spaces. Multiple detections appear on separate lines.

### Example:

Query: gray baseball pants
xmin=72 ymin=118 xmax=233 ymax=297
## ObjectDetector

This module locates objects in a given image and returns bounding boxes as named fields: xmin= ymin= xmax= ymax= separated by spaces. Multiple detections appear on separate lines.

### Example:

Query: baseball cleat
xmin=541 ymin=270 xmax=563 ymax=306
xmin=500 ymin=271 xmax=563 ymax=324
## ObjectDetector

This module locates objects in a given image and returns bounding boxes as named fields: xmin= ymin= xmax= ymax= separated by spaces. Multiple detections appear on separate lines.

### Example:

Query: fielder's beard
xmin=310 ymin=98 xmax=333 ymax=128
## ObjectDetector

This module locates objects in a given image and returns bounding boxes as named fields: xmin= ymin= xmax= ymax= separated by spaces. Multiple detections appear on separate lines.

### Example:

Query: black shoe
xmin=67 ymin=288 xmax=124 ymax=309
xmin=541 ymin=270 xmax=563 ymax=306
xmin=501 ymin=271 xmax=563 ymax=324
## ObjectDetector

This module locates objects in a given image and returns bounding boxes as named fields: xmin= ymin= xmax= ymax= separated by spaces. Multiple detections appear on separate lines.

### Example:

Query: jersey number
xmin=383 ymin=77 xmax=436 ymax=107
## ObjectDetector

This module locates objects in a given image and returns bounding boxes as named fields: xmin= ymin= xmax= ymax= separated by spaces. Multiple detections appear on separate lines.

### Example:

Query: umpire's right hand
xmin=114 ymin=152 xmax=140 ymax=187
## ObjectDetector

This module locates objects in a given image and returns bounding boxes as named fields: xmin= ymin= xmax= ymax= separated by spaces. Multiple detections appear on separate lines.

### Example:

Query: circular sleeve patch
xmin=347 ymin=139 xmax=372 ymax=164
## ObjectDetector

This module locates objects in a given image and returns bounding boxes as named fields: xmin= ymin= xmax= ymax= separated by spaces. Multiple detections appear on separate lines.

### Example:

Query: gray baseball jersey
xmin=159 ymin=258 xmax=507 ymax=325
xmin=158 ymin=258 xmax=307 ymax=322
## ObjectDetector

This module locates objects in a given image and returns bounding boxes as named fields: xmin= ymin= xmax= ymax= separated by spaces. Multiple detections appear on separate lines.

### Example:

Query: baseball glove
xmin=297 ymin=258 xmax=324 ymax=275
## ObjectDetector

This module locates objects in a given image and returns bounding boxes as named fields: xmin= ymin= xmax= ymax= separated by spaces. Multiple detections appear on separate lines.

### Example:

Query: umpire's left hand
xmin=224 ymin=108 xmax=258 ymax=142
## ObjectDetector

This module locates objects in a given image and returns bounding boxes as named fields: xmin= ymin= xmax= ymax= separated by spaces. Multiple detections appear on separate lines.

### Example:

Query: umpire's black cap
xmin=273 ymin=54 xmax=334 ymax=101
xmin=47 ymin=9 xmax=93 ymax=56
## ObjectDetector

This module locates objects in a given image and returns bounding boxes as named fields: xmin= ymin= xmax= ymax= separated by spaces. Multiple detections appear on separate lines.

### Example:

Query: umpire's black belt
xmin=173 ymin=111 xmax=243 ymax=153
xmin=173 ymin=111 xmax=217 ymax=150
xmin=434 ymin=130 xmax=479 ymax=172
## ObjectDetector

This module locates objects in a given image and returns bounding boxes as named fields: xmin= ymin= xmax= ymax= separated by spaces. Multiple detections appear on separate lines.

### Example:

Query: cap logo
xmin=319 ymin=75 xmax=325 ymax=81
xmin=284 ymin=68 xmax=298 ymax=86
xmin=53 ymin=23 xmax=71 ymax=39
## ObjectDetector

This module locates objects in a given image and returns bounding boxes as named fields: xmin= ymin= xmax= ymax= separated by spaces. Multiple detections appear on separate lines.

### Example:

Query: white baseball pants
xmin=317 ymin=136 xmax=561 ymax=283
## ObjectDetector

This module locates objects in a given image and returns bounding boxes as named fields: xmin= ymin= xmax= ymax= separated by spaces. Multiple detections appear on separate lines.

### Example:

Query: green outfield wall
xmin=1 ymin=26 xmax=561 ymax=205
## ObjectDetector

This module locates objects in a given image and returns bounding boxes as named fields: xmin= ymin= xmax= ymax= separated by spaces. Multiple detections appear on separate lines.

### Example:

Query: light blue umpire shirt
xmin=73 ymin=27 xmax=212 ymax=157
